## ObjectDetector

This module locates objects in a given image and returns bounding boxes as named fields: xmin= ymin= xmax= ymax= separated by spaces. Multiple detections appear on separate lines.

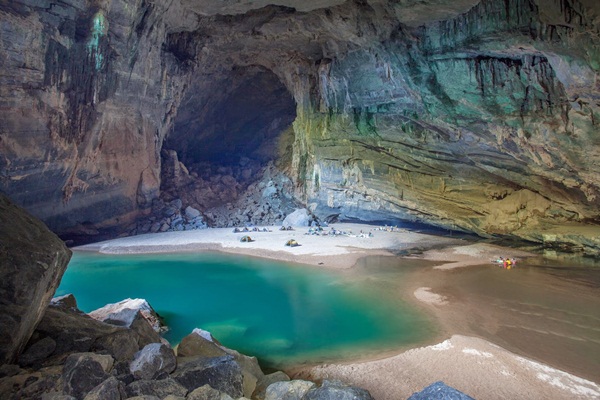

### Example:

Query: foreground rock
xmin=0 ymin=292 xmax=381 ymax=400
xmin=62 ymin=353 xmax=112 ymax=399
xmin=88 ymin=298 xmax=167 ymax=334
xmin=0 ymin=193 xmax=72 ymax=364
xmin=302 ymin=380 xmax=374 ymax=400
xmin=408 ymin=381 xmax=474 ymax=400
xmin=172 ymin=355 xmax=244 ymax=398
xmin=130 ymin=343 xmax=177 ymax=380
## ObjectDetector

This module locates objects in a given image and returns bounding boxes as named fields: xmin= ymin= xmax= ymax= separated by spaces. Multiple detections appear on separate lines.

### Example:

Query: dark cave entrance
xmin=165 ymin=65 xmax=296 ymax=170
xmin=161 ymin=65 xmax=297 ymax=221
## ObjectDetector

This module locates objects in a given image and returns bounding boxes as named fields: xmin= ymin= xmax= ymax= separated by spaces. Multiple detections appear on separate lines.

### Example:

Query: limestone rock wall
xmin=0 ymin=0 xmax=192 ymax=239
xmin=288 ymin=0 xmax=600 ymax=253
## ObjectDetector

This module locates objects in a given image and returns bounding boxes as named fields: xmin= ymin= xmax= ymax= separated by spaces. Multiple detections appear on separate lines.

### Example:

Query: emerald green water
xmin=57 ymin=251 xmax=434 ymax=367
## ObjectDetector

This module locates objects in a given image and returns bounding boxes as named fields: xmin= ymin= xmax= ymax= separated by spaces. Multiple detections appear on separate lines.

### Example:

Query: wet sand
xmin=75 ymin=224 xmax=600 ymax=399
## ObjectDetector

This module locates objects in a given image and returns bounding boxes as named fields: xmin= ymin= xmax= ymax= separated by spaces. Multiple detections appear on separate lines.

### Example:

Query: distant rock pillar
xmin=0 ymin=193 xmax=72 ymax=364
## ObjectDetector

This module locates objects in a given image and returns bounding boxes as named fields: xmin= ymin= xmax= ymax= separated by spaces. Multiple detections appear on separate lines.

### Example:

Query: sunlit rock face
xmin=0 ymin=0 xmax=598 ymax=252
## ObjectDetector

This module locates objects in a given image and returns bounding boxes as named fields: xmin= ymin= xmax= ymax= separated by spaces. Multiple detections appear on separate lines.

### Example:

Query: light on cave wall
xmin=88 ymin=11 xmax=108 ymax=71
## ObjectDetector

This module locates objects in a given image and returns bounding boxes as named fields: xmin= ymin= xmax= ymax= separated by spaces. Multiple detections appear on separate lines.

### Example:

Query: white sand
xmin=76 ymin=223 xmax=462 ymax=269
xmin=75 ymin=224 xmax=598 ymax=400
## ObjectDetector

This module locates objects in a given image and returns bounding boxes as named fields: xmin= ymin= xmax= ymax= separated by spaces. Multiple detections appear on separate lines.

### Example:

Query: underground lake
xmin=56 ymin=251 xmax=438 ymax=368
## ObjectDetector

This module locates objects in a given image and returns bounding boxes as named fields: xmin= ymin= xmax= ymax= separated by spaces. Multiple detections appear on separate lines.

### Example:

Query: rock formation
xmin=0 ymin=193 xmax=71 ymax=364
xmin=0 ymin=294 xmax=376 ymax=400
xmin=0 ymin=0 xmax=598 ymax=252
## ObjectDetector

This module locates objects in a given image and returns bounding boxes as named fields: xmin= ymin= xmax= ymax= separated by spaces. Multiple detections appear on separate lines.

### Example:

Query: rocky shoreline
xmin=0 ymin=294 xmax=384 ymax=400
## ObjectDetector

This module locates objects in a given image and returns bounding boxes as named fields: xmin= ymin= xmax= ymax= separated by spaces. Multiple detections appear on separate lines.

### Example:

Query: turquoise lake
xmin=57 ymin=251 xmax=435 ymax=368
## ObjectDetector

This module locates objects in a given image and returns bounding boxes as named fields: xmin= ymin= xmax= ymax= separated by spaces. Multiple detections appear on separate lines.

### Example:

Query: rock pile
xmin=0 ymin=295 xmax=375 ymax=400
xmin=132 ymin=155 xmax=302 ymax=234
xmin=130 ymin=198 xmax=208 ymax=236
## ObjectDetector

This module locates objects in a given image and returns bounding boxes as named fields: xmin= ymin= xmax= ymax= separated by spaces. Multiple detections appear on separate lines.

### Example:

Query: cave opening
xmin=166 ymin=65 xmax=296 ymax=169
xmin=160 ymin=65 xmax=298 ymax=224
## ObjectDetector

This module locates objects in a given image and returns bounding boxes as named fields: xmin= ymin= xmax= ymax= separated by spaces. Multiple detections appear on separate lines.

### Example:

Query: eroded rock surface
xmin=0 ymin=193 xmax=71 ymax=364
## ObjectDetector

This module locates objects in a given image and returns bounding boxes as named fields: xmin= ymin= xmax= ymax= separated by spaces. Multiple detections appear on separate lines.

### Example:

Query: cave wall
xmin=0 ymin=0 xmax=599 ymax=252
xmin=287 ymin=0 xmax=600 ymax=252
xmin=0 ymin=0 xmax=194 ymax=238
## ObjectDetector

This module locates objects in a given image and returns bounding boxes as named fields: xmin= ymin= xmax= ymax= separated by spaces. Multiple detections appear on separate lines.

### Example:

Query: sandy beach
xmin=75 ymin=224 xmax=600 ymax=400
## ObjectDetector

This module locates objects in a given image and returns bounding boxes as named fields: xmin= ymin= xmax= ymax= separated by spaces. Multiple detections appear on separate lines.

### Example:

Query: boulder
xmin=18 ymin=336 xmax=57 ymax=366
xmin=88 ymin=298 xmax=166 ymax=334
xmin=130 ymin=343 xmax=177 ymax=380
xmin=0 ymin=193 xmax=72 ymax=364
xmin=253 ymin=371 xmax=290 ymax=400
xmin=220 ymin=348 xmax=263 ymax=398
xmin=185 ymin=206 xmax=201 ymax=219
xmin=170 ymin=199 xmax=183 ymax=210
xmin=0 ymin=365 xmax=62 ymax=399
xmin=125 ymin=378 xmax=188 ymax=399
xmin=83 ymin=376 xmax=126 ymax=400
xmin=0 ymin=364 xmax=22 ymax=378
xmin=177 ymin=329 xmax=227 ymax=359
xmin=407 ymin=381 xmax=475 ymax=400
xmin=265 ymin=379 xmax=315 ymax=400
xmin=303 ymin=380 xmax=374 ymax=400
xmin=281 ymin=208 xmax=312 ymax=227
xmin=172 ymin=355 xmax=243 ymax=398
xmin=92 ymin=330 xmax=141 ymax=363
xmin=62 ymin=353 xmax=112 ymax=399
xmin=50 ymin=294 xmax=79 ymax=310
xmin=187 ymin=384 xmax=234 ymax=400
xmin=33 ymin=300 xmax=165 ymax=363
xmin=177 ymin=328 xmax=263 ymax=398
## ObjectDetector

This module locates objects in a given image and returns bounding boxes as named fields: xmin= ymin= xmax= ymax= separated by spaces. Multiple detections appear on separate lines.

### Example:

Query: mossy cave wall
xmin=0 ymin=0 xmax=598 ymax=253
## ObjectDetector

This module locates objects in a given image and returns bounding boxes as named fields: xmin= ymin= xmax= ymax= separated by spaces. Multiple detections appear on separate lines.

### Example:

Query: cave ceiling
xmin=176 ymin=0 xmax=480 ymax=26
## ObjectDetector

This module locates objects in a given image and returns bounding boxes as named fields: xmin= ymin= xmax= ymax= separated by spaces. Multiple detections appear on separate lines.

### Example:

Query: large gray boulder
xmin=125 ymin=378 xmax=188 ymax=398
xmin=82 ymin=376 xmax=126 ymax=400
xmin=62 ymin=353 xmax=112 ymax=399
xmin=187 ymin=384 xmax=234 ymax=400
xmin=172 ymin=355 xmax=243 ymax=398
xmin=265 ymin=379 xmax=315 ymax=400
xmin=253 ymin=371 xmax=290 ymax=400
xmin=130 ymin=343 xmax=177 ymax=380
xmin=176 ymin=329 xmax=227 ymax=359
xmin=0 ymin=193 xmax=71 ymax=364
xmin=18 ymin=336 xmax=57 ymax=367
xmin=88 ymin=298 xmax=166 ymax=337
xmin=281 ymin=208 xmax=312 ymax=227
xmin=35 ymin=302 xmax=143 ymax=363
xmin=303 ymin=380 xmax=374 ymax=400
xmin=407 ymin=381 xmax=475 ymax=400
xmin=177 ymin=328 xmax=263 ymax=398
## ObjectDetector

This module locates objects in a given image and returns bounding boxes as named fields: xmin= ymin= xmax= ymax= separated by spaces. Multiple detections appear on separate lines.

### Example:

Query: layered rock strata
xmin=1 ymin=0 xmax=598 ymax=252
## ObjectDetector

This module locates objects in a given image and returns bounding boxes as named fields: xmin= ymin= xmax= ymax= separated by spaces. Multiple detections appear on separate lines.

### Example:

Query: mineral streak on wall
xmin=0 ymin=0 xmax=598 ymax=253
